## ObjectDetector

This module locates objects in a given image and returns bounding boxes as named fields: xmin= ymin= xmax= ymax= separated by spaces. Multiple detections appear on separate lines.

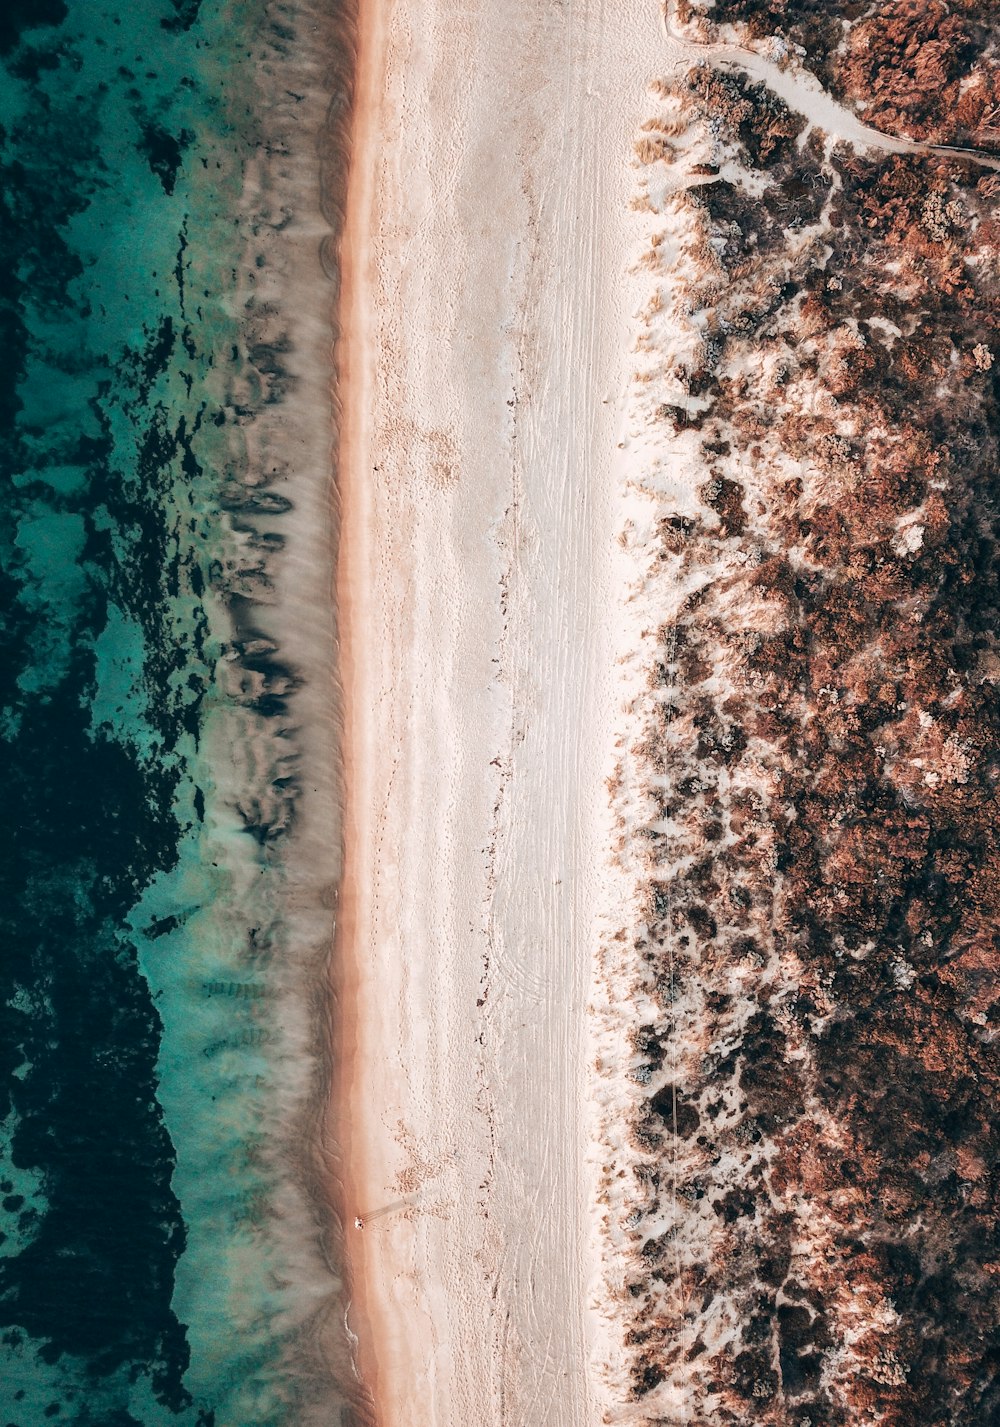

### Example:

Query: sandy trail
xmin=661 ymin=1 xmax=1000 ymax=170
xmin=335 ymin=0 xmax=660 ymax=1422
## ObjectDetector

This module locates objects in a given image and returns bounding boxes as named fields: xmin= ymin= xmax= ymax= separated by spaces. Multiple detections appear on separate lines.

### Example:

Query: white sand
xmin=334 ymin=0 xmax=662 ymax=1421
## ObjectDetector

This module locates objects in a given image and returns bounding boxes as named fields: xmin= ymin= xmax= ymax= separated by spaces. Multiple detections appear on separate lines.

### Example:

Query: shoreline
xmin=326 ymin=0 xmax=387 ymax=1415
xmin=187 ymin=0 xmax=371 ymax=1419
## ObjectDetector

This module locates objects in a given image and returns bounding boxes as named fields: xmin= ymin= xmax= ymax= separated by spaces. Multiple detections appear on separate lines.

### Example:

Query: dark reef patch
xmin=161 ymin=0 xmax=204 ymax=34
xmin=0 ymin=0 xmax=67 ymax=58
xmin=138 ymin=123 xmax=195 ymax=195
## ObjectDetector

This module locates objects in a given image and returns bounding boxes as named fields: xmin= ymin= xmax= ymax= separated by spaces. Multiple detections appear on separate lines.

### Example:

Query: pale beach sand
xmin=331 ymin=0 xmax=662 ymax=1420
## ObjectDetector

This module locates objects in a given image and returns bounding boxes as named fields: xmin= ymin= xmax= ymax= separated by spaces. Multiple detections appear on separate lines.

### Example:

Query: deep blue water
xmin=0 ymin=3 xmax=345 ymax=1423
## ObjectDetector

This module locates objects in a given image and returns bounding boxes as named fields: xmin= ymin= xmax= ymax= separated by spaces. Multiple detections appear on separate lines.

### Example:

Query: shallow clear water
xmin=1 ymin=3 xmax=347 ymax=1423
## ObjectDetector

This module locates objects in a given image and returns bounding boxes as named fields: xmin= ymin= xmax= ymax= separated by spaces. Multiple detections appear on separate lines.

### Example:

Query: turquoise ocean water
xmin=1 ymin=2 xmax=355 ymax=1423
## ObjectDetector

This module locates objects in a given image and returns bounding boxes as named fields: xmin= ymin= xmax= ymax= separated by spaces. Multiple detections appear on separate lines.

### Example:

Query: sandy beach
xmin=7 ymin=0 xmax=994 ymax=1417
xmin=332 ymin=0 xmax=660 ymax=1420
